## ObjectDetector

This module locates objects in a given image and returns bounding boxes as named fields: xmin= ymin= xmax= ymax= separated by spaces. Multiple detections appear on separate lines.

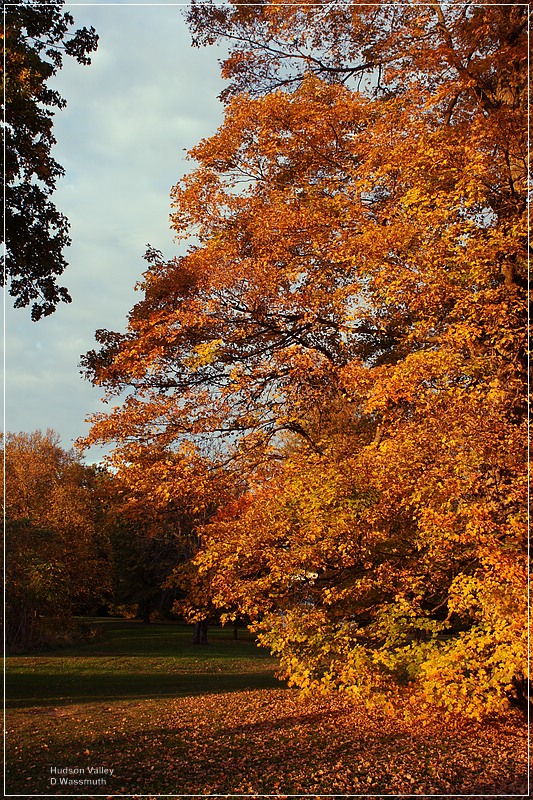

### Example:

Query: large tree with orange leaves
xmin=83 ymin=2 xmax=528 ymax=716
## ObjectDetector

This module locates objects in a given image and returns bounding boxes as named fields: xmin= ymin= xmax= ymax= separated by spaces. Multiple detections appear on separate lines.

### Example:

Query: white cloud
xmin=5 ymin=4 xmax=227 ymax=457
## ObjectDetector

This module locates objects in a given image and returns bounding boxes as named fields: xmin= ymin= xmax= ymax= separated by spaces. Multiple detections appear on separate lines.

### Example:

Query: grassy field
xmin=6 ymin=618 xmax=279 ymax=708
xmin=5 ymin=618 xmax=528 ymax=797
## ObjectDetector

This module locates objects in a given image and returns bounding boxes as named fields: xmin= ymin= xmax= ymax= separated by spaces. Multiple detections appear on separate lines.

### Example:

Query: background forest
xmin=4 ymin=0 xmax=529 ymax=740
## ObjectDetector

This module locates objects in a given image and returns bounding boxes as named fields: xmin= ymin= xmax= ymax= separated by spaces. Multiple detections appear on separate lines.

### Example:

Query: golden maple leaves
xmin=82 ymin=4 xmax=528 ymax=717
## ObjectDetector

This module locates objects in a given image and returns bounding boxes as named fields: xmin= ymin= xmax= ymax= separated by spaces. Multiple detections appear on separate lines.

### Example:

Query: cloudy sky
xmin=5 ymin=2 xmax=227 ymax=461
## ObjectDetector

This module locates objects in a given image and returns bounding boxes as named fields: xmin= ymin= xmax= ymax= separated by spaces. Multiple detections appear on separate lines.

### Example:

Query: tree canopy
xmin=2 ymin=0 xmax=98 ymax=320
xmin=82 ymin=2 xmax=528 ymax=717
xmin=3 ymin=430 xmax=112 ymax=648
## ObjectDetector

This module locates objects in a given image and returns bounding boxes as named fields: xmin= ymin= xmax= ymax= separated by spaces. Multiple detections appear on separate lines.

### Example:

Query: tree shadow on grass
xmin=6 ymin=701 xmax=527 ymax=797
xmin=12 ymin=619 xmax=270 ymax=660
xmin=6 ymin=669 xmax=283 ymax=708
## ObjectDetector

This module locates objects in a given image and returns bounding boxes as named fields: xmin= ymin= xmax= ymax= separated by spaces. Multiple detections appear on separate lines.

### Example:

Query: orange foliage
xmin=82 ymin=4 xmax=528 ymax=716
xmin=3 ymin=430 xmax=112 ymax=647
xmin=5 ymin=688 xmax=528 ymax=794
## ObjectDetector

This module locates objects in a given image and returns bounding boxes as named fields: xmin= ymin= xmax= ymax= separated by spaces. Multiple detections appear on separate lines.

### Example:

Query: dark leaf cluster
xmin=1 ymin=0 xmax=98 ymax=320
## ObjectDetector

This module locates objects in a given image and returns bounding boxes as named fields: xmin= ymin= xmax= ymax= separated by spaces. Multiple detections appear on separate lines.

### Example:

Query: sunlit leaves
xmin=6 ymin=682 xmax=528 ymax=795
xmin=82 ymin=4 xmax=528 ymax=718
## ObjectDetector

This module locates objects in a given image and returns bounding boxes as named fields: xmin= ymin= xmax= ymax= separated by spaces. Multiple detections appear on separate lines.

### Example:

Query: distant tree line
xmin=3 ymin=430 xmax=194 ymax=650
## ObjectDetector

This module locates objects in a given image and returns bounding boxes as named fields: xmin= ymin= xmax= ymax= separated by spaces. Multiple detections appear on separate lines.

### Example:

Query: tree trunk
xmin=193 ymin=618 xmax=209 ymax=645
xmin=137 ymin=598 xmax=152 ymax=624
xmin=508 ymin=674 xmax=532 ymax=718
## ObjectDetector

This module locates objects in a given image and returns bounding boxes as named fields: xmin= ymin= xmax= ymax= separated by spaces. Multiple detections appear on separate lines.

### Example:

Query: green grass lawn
xmin=5 ymin=617 xmax=528 ymax=797
xmin=6 ymin=618 xmax=280 ymax=708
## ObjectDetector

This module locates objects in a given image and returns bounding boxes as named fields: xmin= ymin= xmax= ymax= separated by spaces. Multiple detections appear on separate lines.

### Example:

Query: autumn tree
xmin=107 ymin=518 xmax=187 ymax=623
xmin=82 ymin=3 xmax=528 ymax=715
xmin=90 ymin=439 xmax=234 ymax=639
xmin=3 ymin=430 xmax=112 ymax=648
xmin=1 ymin=1 xmax=98 ymax=320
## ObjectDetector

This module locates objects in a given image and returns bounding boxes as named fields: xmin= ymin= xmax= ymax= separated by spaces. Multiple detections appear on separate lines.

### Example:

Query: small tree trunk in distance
xmin=143 ymin=599 xmax=152 ymax=624
xmin=193 ymin=618 xmax=209 ymax=645
xmin=137 ymin=598 xmax=152 ymax=624
xmin=233 ymin=620 xmax=238 ymax=640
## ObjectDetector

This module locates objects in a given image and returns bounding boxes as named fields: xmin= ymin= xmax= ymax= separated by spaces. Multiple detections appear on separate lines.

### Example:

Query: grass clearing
xmin=6 ymin=618 xmax=279 ymax=708
xmin=5 ymin=618 xmax=528 ymax=796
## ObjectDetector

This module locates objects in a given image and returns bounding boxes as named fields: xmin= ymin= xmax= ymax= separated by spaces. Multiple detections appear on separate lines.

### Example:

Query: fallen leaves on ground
xmin=5 ymin=687 xmax=527 ymax=796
